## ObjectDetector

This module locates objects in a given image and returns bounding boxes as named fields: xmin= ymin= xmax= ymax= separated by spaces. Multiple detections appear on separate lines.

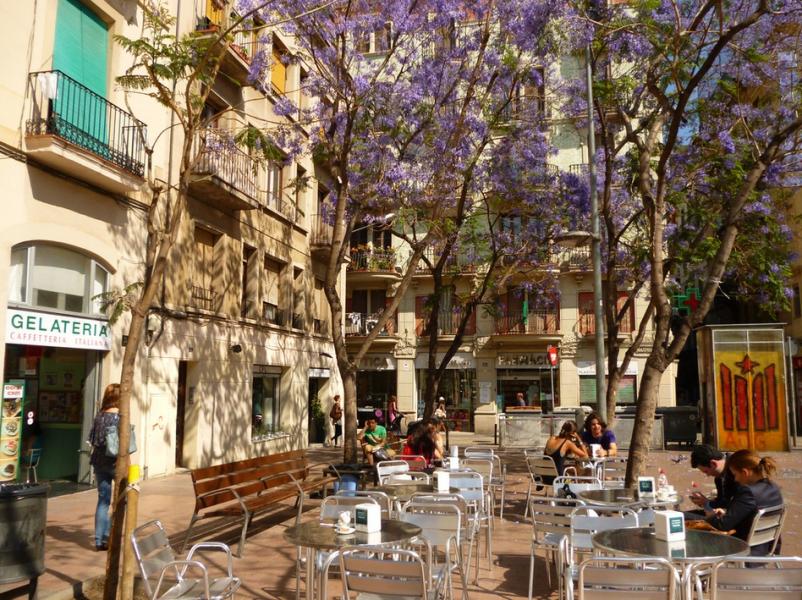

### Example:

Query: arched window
xmin=9 ymin=245 xmax=109 ymax=316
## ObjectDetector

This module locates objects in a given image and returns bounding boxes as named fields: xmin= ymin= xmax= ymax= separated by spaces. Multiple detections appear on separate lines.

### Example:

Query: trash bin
xmin=657 ymin=406 xmax=699 ymax=446
xmin=0 ymin=482 xmax=48 ymax=585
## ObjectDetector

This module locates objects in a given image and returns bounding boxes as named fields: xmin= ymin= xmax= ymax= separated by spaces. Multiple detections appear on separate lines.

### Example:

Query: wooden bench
xmin=182 ymin=449 xmax=335 ymax=556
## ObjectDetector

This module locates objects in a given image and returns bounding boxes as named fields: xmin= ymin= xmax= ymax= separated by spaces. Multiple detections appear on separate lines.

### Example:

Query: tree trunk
xmin=340 ymin=366 xmax=358 ymax=464
xmin=605 ymin=369 xmax=620 ymax=426
xmin=624 ymin=356 xmax=666 ymax=487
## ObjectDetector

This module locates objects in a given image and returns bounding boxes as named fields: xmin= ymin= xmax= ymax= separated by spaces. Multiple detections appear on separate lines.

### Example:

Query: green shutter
xmin=53 ymin=0 xmax=108 ymax=155
xmin=580 ymin=374 xmax=637 ymax=406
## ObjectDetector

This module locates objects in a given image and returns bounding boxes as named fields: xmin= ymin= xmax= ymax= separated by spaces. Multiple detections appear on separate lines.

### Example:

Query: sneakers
xmin=95 ymin=542 xmax=108 ymax=551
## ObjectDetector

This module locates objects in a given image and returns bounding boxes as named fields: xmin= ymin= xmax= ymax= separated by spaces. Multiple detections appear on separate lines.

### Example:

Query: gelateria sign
xmin=5 ymin=308 xmax=111 ymax=351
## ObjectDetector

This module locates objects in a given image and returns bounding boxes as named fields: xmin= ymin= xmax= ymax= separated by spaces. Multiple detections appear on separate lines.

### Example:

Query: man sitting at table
xmin=360 ymin=418 xmax=393 ymax=465
xmin=686 ymin=444 xmax=737 ymax=518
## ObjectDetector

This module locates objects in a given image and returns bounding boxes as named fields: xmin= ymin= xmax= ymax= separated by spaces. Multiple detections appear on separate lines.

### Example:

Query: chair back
xmin=527 ymin=455 xmax=559 ymax=486
xmin=710 ymin=556 xmax=802 ymax=599
xmin=339 ymin=547 xmax=428 ymax=599
xmin=570 ymin=506 xmax=638 ymax=553
xmin=746 ymin=503 xmax=785 ymax=555
xmin=386 ymin=471 xmax=430 ymax=485
xmin=376 ymin=460 xmax=410 ymax=484
xmin=444 ymin=470 xmax=484 ymax=511
xmin=460 ymin=458 xmax=493 ymax=486
xmin=320 ymin=495 xmax=378 ymax=522
xmin=398 ymin=455 xmax=429 ymax=471
xmin=401 ymin=501 xmax=462 ymax=548
xmin=131 ymin=520 xmax=179 ymax=599
xmin=553 ymin=475 xmax=603 ymax=497
xmin=27 ymin=448 xmax=42 ymax=467
xmin=337 ymin=490 xmax=393 ymax=518
xmin=530 ymin=497 xmax=585 ymax=544
xmin=578 ymin=556 xmax=680 ymax=599
xmin=602 ymin=457 xmax=627 ymax=486
xmin=464 ymin=446 xmax=494 ymax=458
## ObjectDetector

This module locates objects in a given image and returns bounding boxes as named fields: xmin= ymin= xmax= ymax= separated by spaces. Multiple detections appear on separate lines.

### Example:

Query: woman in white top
xmin=433 ymin=398 xmax=447 ymax=419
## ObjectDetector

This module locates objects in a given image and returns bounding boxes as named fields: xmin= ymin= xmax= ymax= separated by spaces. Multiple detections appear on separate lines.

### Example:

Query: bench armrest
xmin=187 ymin=542 xmax=235 ymax=577
xmin=197 ymin=486 xmax=248 ymax=515
xmin=259 ymin=472 xmax=303 ymax=495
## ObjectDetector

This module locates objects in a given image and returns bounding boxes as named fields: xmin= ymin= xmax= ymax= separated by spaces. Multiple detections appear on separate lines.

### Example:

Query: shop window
xmin=8 ymin=245 xmax=109 ymax=316
xmin=579 ymin=374 xmax=636 ymax=407
xmin=252 ymin=367 xmax=282 ymax=437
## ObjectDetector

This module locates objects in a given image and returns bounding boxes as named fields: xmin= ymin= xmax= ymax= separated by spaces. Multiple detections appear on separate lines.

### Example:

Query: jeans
xmin=94 ymin=467 xmax=114 ymax=546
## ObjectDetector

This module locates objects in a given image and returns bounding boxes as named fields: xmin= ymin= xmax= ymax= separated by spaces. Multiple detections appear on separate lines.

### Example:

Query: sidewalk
xmin=3 ymin=439 xmax=801 ymax=598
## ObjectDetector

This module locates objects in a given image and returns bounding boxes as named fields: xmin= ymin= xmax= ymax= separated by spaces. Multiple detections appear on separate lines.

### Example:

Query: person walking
xmin=87 ymin=383 xmax=120 ymax=551
xmin=329 ymin=395 xmax=343 ymax=447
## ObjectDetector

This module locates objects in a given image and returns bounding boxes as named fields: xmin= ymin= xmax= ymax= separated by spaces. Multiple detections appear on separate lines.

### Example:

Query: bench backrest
xmin=190 ymin=450 xmax=309 ymax=511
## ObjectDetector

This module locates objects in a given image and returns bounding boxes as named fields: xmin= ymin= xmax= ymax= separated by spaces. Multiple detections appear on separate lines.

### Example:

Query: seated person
xmin=685 ymin=444 xmax=737 ymax=518
xmin=543 ymin=421 xmax=588 ymax=484
xmin=580 ymin=412 xmax=617 ymax=457
xmin=359 ymin=418 xmax=392 ymax=465
xmin=705 ymin=449 xmax=783 ymax=556
xmin=402 ymin=419 xmax=443 ymax=467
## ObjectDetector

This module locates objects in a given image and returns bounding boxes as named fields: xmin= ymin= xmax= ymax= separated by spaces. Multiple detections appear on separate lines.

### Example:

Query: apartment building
xmin=0 ymin=0 xmax=340 ymax=483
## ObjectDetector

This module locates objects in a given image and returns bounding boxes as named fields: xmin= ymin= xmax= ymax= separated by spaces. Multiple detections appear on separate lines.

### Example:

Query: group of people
xmin=543 ymin=412 xmax=618 ymax=482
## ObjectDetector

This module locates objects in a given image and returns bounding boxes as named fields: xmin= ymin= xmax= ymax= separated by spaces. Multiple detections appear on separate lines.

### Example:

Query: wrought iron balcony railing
xmin=348 ymin=248 xmax=397 ymax=272
xmin=416 ymin=307 xmax=476 ymax=336
xmin=345 ymin=312 xmax=397 ymax=337
xmin=494 ymin=308 xmax=560 ymax=335
xmin=194 ymin=128 xmax=259 ymax=200
xmin=27 ymin=70 xmax=146 ymax=176
xmin=190 ymin=285 xmax=218 ymax=311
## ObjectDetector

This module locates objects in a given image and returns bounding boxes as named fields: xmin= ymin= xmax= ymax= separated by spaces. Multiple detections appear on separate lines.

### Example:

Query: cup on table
xmin=590 ymin=443 xmax=602 ymax=457
xmin=337 ymin=511 xmax=351 ymax=530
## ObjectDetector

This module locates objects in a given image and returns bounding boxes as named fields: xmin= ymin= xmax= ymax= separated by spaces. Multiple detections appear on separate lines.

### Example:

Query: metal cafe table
xmin=375 ymin=482 xmax=461 ymax=514
xmin=578 ymin=488 xmax=684 ymax=509
xmin=592 ymin=527 xmax=749 ymax=598
xmin=284 ymin=519 xmax=422 ymax=600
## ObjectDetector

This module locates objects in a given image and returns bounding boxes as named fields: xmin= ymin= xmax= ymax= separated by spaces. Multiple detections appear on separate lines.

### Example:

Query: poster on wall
xmin=39 ymin=358 xmax=85 ymax=392
xmin=1 ymin=380 xmax=25 ymax=482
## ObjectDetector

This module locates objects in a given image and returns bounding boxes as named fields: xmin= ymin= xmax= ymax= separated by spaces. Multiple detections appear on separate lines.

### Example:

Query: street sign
xmin=547 ymin=345 xmax=558 ymax=367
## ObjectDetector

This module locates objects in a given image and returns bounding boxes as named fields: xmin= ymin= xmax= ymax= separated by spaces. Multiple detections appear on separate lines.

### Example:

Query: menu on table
xmin=1 ymin=380 xmax=25 ymax=482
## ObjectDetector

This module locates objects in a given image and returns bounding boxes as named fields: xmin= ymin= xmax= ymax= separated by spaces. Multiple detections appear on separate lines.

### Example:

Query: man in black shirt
xmin=687 ymin=444 xmax=737 ymax=516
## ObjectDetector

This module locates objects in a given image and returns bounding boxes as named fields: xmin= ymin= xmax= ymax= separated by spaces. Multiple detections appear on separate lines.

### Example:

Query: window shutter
xmin=578 ymin=292 xmax=595 ymax=335
xmin=579 ymin=376 xmax=596 ymax=405
xmin=54 ymin=0 xmax=107 ymax=96
xmin=415 ymin=296 xmax=427 ymax=336
xmin=271 ymin=44 xmax=286 ymax=93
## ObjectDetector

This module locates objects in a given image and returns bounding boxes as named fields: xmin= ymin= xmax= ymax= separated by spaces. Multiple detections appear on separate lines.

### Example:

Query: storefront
xmin=496 ymin=351 xmax=559 ymax=411
xmin=415 ymin=352 xmax=477 ymax=431
xmin=355 ymin=354 xmax=396 ymax=426
xmin=3 ymin=244 xmax=111 ymax=483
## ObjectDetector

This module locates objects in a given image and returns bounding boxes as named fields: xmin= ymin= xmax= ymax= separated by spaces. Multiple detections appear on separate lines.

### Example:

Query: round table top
xmin=283 ymin=519 xmax=422 ymax=551
xmin=375 ymin=483 xmax=459 ymax=502
xmin=577 ymin=488 xmax=642 ymax=506
xmin=592 ymin=527 xmax=749 ymax=562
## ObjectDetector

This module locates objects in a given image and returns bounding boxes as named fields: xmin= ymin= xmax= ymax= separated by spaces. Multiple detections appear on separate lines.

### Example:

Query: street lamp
xmin=553 ymin=226 xmax=606 ymax=419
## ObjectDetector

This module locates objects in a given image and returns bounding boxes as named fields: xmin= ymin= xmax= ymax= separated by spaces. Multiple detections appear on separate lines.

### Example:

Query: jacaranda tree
xmin=564 ymin=0 xmax=802 ymax=484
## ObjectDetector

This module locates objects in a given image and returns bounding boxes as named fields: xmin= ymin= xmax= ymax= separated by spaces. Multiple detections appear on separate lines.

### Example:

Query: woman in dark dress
xmin=707 ymin=449 xmax=783 ymax=556
xmin=88 ymin=384 xmax=120 ymax=551
xmin=542 ymin=421 xmax=587 ymax=484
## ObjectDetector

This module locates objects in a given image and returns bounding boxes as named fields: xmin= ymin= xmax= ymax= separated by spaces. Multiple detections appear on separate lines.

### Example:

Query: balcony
xmin=416 ymin=307 xmax=476 ymax=337
xmin=189 ymin=285 xmax=219 ymax=312
xmin=415 ymin=246 xmax=478 ymax=277
xmin=25 ymin=71 xmax=146 ymax=193
xmin=310 ymin=213 xmax=333 ymax=258
xmin=346 ymin=312 xmax=398 ymax=339
xmin=494 ymin=308 xmax=560 ymax=336
xmin=195 ymin=12 xmax=266 ymax=87
xmin=347 ymin=248 xmax=400 ymax=283
xmin=558 ymin=246 xmax=592 ymax=272
xmin=190 ymin=129 xmax=261 ymax=211
xmin=569 ymin=163 xmax=590 ymax=177
xmin=264 ymin=191 xmax=302 ymax=224
xmin=262 ymin=302 xmax=286 ymax=326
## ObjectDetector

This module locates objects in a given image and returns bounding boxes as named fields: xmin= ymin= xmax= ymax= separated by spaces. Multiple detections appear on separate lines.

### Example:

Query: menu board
xmin=1 ymin=380 xmax=25 ymax=482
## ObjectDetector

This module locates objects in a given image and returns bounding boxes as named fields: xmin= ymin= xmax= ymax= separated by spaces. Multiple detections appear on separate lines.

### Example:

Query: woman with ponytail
xmin=707 ymin=449 xmax=783 ymax=555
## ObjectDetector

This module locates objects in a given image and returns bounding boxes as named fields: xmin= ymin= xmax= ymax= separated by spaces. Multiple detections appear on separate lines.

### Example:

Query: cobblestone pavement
xmin=3 ymin=432 xmax=801 ymax=598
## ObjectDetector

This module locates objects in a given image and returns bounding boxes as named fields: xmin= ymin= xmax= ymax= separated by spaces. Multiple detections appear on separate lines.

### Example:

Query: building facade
xmin=0 ymin=0 xmax=341 ymax=483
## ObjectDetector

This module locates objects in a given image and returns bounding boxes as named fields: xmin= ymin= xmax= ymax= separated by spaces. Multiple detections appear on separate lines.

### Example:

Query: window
xmin=252 ymin=367 xmax=282 ymax=437
xmin=191 ymin=226 xmax=219 ymax=311
xmin=295 ymin=165 xmax=307 ymax=221
xmin=266 ymin=160 xmax=282 ymax=210
xmin=9 ymin=245 xmax=109 ymax=316
xmin=263 ymin=256 xmax=285 ymax=325
xmin=241 ymin=244 xmax=256 ymax=318
xmin=415 ymin=288 xmax=476 ymax=336
xmin=580 ymin=375 xmax=636 ymax=407
xmin=313 ymin=278 xmax=327 ymax=334
xmin=292 ymin=266 xmax=305 ymax=329
xmin=271 ymin=38 xmax=287 ymax=94
xmin=794 ymin=285 xmax=801 ymax=319
xmin=357 ymin=22 xmax=392 ymax=54
xmin=579 ymin=291 xmax=635 ymax=335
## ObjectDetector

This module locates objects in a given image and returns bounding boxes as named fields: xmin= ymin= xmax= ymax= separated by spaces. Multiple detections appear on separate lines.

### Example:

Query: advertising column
xmin=1 ymin=380 xmax=25 ymax=482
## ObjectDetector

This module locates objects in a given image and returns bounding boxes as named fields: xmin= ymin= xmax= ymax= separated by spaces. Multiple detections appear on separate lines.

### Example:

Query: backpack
xmin=329 ymin=403 xmax=342 ymax=422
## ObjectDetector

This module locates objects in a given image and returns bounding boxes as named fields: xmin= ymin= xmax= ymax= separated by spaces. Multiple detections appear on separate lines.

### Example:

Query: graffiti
xmin=719 ymin=355 xmax=780 ymax=433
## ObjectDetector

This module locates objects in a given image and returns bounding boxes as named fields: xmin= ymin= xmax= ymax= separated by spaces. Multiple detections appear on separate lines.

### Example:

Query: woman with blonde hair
xmin=707 ymin=449 xmax=783 ymax=555
xmin=87 ymin=384 xmax=120 ymax=551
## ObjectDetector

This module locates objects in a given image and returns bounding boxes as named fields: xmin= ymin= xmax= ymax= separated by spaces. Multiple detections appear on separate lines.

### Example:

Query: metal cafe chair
xmin=709 ymin=556 xmax=802 ymax=600
xmin=578 ymin=556 xmax=680 ymax=600
xmin=337 ymin=546 xmax=434 ymax=600
xmin=25 ymin=448 xmax=42 ymax=483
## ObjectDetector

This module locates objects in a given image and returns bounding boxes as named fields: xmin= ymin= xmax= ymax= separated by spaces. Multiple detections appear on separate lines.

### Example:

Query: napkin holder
xmin=654 ymin=510 xmax=685 ymax=541
xmin=435 ymin=470 xmax=450 ymax=492
xmin=638 ymin=476 xmax=656 ymax=497
xmin=354 ymin=502 xmax=381 ymax=533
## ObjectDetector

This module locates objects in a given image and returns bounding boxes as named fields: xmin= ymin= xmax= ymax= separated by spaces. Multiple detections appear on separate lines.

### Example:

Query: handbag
xmin=105 ymin=422 xmax=137 ymax=457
